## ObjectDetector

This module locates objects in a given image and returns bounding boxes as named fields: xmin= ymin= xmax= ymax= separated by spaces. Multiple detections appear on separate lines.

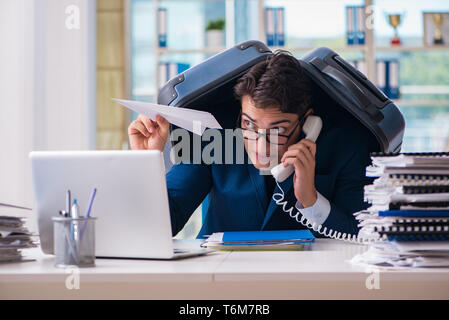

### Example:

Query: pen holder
xmin=52 ymin=216 xmax=97 ymax=268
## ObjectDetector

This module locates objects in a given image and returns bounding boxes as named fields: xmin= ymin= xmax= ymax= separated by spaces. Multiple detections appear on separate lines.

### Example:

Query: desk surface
xmin=1 ymin=239 xmax=449 ymax=299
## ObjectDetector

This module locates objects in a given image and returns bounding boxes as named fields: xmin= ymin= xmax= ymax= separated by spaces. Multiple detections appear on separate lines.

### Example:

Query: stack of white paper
xmin=351 ymin=242 xmax=449 ymax=268
xmin=0 ymin=204 xmax=37 ymax=263
xmin=351 ymin=152 xmax=449 ymax=268
xmin=367 ymin=153 xmax=449 ymax=176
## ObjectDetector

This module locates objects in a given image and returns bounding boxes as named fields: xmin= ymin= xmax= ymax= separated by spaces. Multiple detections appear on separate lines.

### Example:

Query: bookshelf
xmin=375 ymin=45 xmax=449 ymax=51
xmin=149 ymin=0 xmax=373 ymax=97
xmin=148 ymin=0 xmax=447 ymax=97
xmin=130 ymin=0 xmax=449 ymax=152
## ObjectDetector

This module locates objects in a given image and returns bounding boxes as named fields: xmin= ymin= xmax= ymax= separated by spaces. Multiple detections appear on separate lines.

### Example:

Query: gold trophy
xmin=388 ymin=14 xmax=402 ymax=45
xmin=432 ymin=13 xmax=444 ymax=44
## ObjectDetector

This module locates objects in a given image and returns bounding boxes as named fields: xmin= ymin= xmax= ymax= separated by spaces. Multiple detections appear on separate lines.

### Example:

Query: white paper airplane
xmin=112 ymin=98 xmax=222 ymax=135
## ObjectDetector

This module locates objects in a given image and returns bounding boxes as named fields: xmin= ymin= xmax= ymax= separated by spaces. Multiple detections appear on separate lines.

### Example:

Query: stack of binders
xmin=345 ymin=5 xmax=366 ymax=45
xmin=376 ymin=60 xmax=400 ymax=99
xmin=352 ymin=152 xmax=449 ymax=268
xmin=264 ymin=7 xmax=285 ymax=47
xmin=158 ymin=8 xmax=167 ymax=47
xmin=158 ymin=62 xmax=190 ymax=88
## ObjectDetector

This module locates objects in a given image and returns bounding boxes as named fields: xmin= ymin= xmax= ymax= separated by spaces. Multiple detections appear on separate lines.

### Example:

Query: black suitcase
xmin=158 ymin=40 xmax=405 ymax=153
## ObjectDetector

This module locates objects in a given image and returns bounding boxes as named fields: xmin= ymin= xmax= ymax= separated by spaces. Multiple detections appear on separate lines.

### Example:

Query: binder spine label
xmin=158 ymin=8 xmax=167 ymax=47
xmin=346 ymin=6 xmax=354 ymax=45
xmin=265 ymin=8 xmax=275 ymax=46
xmin=275 ymin=7 xmax=285 ymax=47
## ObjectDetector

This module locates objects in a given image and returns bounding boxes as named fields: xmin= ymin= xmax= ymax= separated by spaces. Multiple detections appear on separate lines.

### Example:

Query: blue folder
xmin=221 ymin=229 xmax=315 ymax=243
xmin=378 ymin=210 xmax=449 ymax=218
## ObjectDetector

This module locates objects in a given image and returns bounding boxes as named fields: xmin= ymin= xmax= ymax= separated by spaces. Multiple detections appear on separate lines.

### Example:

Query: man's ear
xmin=305 ymin=108 xmax=314 ymax=117
xmin=300 ymin=108 xmax=314 ymax=125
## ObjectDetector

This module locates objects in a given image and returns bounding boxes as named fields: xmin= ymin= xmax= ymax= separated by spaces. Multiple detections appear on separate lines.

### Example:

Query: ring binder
xmin=375 ymin=223 xmax=449 ymax=241
xmin=402 ymin=185 xmax=449 ymax=194
xmin=386 ymin=174 xmax=449 ymax=185
xmin=378 ymin=210 xmax=449 ymax=217
xmin=389 ymin=201 xmax=449 ymax=210
xmin=380 ymin=233 xmax=449 ymax=242
xmin=371 ymin=151 xmax=449 ymax=157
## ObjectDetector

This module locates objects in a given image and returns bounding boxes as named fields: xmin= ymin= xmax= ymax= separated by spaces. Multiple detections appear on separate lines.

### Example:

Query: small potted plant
xmin=205 ymin=18 xmax=225 ymax=47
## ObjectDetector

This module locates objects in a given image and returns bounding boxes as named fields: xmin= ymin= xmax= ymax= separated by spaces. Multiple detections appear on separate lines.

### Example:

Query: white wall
xmin=34 ymin=0 xmax=96 ymax=152
xmin=0 ymin=0 xmax=36 ymax=208
xmin=0 ymin=0 xmax=96 ymax=231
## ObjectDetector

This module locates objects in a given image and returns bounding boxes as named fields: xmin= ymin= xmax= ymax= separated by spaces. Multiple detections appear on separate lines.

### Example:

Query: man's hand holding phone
xmin=281 ymin=139 xmax=317 ymax=208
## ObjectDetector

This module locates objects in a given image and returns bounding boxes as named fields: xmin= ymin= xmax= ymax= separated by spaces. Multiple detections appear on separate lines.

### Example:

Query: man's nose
xmin=256 ymin=131 xmax=270 ymax=155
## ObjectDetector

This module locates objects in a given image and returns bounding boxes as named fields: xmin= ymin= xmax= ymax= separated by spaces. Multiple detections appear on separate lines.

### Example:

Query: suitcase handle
xmin=310 ymin=57 xmax=384 ymax=122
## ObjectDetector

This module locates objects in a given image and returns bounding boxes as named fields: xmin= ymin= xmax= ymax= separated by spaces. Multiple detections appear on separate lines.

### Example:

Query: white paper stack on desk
xmin=0 ymin=203 xmax=37 ymax=263
xmin=351 ymin=152 xmax=449 ymax=268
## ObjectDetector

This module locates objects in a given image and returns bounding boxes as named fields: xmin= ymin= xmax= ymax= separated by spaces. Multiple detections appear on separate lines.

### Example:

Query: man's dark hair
xmin=233 ymin=50 xmax=314 ymax=118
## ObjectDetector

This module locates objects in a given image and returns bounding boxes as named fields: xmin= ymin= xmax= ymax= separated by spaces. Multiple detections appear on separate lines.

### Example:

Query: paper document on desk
xmin=0 ymin=215 xmax=37 ymax=263
xmin=202 ymin=230 xmax=315 ymax=251
xmin=112 ymin=98 xmax=222 ymax=135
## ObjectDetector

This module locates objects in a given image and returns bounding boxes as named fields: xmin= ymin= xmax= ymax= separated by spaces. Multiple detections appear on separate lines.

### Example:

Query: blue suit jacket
xmin=166 ymin=113 xmax=379 ymax=238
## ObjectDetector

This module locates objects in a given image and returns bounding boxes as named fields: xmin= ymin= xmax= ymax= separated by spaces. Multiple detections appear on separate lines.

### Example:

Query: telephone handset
xmin=271 ymin=115 xmax=323 ymax=182
xmin=270 ymin=115 xmax=372 ymax=243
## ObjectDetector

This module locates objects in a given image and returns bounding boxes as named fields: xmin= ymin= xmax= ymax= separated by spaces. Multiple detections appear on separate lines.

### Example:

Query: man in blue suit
xmin=128 ymin=51 xmax=378 ymax=239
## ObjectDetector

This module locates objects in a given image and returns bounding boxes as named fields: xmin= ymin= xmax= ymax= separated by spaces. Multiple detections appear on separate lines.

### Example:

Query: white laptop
xmin=29 ymin=150 xmax=211 ymax=259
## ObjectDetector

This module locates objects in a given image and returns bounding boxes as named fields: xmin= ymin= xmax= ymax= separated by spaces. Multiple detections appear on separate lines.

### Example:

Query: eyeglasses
xmin=237 ymin=113 xmax=301 ymax=146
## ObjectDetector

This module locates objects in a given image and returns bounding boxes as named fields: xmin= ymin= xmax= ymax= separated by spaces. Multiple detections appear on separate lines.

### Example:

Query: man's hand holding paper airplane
xmin=114 ymin=99 xmax=222 ymax=135
xmin=115 ymin=98 xmax=222 ymax=152
xmin=128 ymin=113 xmax=170 ymax=151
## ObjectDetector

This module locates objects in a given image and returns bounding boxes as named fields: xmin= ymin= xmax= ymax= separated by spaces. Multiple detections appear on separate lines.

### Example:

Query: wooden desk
xmin=1 ymin=239 xmax=448 ymax=299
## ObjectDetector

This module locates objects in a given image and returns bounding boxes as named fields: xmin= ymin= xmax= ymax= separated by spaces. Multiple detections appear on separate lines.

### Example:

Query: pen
xmin=71 ymin=198 xmax=79 ymax=219
xmin=66 ymin=190 xmax=71 ymax=217
xmin=84 ymin=188 xmax=97 ymax=218
xmin=71 ymin=199 xmax=79 ymax=243
xmin=80 ymin=188 xmax=97 ymax=240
